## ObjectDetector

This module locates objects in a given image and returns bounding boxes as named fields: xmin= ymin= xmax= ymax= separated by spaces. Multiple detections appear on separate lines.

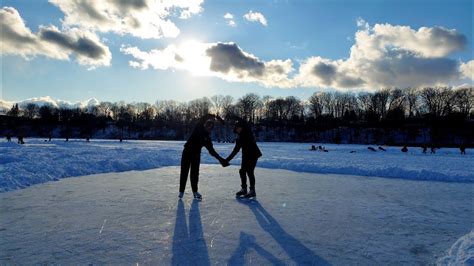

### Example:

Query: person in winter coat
xmin=179 ymin=114 xmax=229 ymax=200
xmin=225 ymin=119 xmax=262 ymax=198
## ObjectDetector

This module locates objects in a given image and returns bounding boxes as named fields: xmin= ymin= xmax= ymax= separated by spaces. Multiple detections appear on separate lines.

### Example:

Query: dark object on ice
xmin=119 ymin=137 xmax=123 ymax=143
xmin=310 ymin=145 xmax=316 ymax=151
xmin=368 ymin=147 xmax=376 ymax=152
xmin=86 ymin=137 xmax=90 ymax=142
xmin=179 ymin=114 xmax=228 ymax=195
xmin=236 ymin=187 xmax=248 ymax=197
xmin=323 ymin=149 xmax=329 ymax=152
xmin=401 ymin=145 xmax=408 ymax=153
xmin=6 ymin=135 xmax=11 ymax=142
xmin=430 ymin=146 xmax=436 ymax=154
xmin=378 ymin=146 xmax=386 ymax=151
xmin=350 ymin=150 xmax=356 ymax=153
xmin=226 ymin=118 xmax=262 ymax=194
xmin=17 ymin=136 xmax=25 ymax=144
xmin=460 ymin=144 xmax=466 ymax=155
xmin=65 ymin=137 xmax=69 ymax=142
xmin=422 ymin=145 xmax=427 ymax=154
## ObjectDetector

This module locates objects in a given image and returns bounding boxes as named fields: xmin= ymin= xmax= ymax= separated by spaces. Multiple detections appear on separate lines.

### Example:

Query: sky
xmin=1 ymin=0 xmax=473 ymax=104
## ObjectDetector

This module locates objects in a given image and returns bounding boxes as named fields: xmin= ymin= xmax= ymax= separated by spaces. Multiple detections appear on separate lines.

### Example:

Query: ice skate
xmin=193 ymin=192 xmax=202 ymax=200
xmin=178 ymin=192 xmax=184 ymax=199
xmin=244 ymin=189 xmax=256 ymax=199
xmin=235 ymin=187 xmax=248 ymax=198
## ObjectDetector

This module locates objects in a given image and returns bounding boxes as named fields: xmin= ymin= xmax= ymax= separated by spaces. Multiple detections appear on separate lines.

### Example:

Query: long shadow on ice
xmin=171 ymin=199 xmax=210 ymax=265
xmin=235 ymin=200 xmax=330 ymax=265
xmin=228 ymin=232 xmax=284 ymax=265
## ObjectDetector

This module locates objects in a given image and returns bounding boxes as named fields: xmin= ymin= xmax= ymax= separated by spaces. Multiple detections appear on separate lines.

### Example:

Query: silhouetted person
xmin=401 ymin=145 xmax=408 ymax=153
xmin=65 ymin=136 xmax=69 ymax=142
xmin=422 ymin=145 xmax=427 ymax=154
xmin=225 ymin=119 xmax=262 ymax=198
xmin=430 ymin=146 xmax=436 ymax=154
xmin=178 ymin=114 xmax=228 ymax=200
xmin=368 ymin=147 xmax=376 ymax=152
xmin=460 ymin=144 xmax=466 ymax=155
xmin=310 ymin=145 xmax=316 ymax=151
xmin=86 ymin=137 xmax=90 ymax=142
xmin=17 ymin=136 xmax=25 ymax=145
xmin=6 ymin=135 xmax=11 ymax=142
xmin=48 ymin=134 xmax=52 ymax=142
xmin=378 ymin=146 xmax=386 ymax=151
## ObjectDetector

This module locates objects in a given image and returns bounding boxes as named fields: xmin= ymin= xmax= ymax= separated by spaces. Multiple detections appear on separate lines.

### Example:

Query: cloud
xmin=0 ymin=96 xmax=100 ymax=114
xmin=224 ymin=12 xmax=236 ymax=27
xmin=48 ymin=0 xmax=204 ymax=39
xmin=243 ymin=10 xmax=267 ymax=26
xmin=121 ymin=41 xmax=293 ymax=87
xmin=296 ymin=20 xmax=470 ymax=90
xmin=121 ymin=19 xmax=472 ymax=90
xmin=460 ymin=60 xmax=473 ymax=80
xmin=0 ymin=7 xmax=111 ymax=68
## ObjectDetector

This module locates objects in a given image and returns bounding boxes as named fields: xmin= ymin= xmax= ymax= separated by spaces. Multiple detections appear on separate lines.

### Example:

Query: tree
xmin=237 ymin=93 xmax=262 ymax=122
xmin=7 ymin=104 xmax=20 ymax=117
xmin=24 ymin=103 xmax=39 ymax=119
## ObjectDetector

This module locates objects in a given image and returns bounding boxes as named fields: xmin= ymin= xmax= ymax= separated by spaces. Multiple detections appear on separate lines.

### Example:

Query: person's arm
xmin=203 ymin=135 xmax=229 ymax=167
xmin=226 ymin=138 xmax=242 ymax=162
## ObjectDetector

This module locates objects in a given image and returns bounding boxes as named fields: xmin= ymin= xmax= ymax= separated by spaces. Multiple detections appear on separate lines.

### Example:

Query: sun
xmin=176 ymin=40 xmax=212 ymax=77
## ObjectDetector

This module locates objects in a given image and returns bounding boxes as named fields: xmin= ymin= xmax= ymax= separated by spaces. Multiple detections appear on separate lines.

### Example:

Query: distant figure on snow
xmin=368 ymin=147 xmax=376 ymax=152
xmin=430 ymin=146 xmax=436 ymax=154
xmin=422 ymin=145 xmax=427 ymax=154
xmin=460 ymin=144 xmax=466 ymax=155
xmin=310 ymin=145 xmax=317 ymax=151
xmin=378 ymin=146 xmax=386 ymax=152
xmin=178 ymin=114 xmax=229 ymax=200
xmin=6 ymin=135 xmax=11 ymax=142
xmin=225 ymin=118 xmax=262 ymax=199
xmin=401 ymin=145 xmax=408 ymax=153
xmin=17 ymin=135 xmax=25 ymax=145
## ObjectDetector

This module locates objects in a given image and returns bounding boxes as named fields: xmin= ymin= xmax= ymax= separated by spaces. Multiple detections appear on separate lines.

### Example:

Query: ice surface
xmin=1 ymin=139 xmax=473 ymax=192
xmin=0 ymin=166 xmax=472 ymax=264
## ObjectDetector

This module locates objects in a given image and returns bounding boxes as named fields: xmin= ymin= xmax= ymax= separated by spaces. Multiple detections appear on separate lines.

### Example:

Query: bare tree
xmin=237 ymin=93 xmax=262 ymax=122
xmin=24 ymin=103 xmax=39 ymax=119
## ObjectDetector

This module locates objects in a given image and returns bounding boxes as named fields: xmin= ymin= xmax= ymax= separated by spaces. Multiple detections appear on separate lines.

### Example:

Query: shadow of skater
xmin=171 ymin=200 xmax=210 ymax=265
xmin=228 ymin=232 xmax=284 ymax=265
xmin=236 ymin=200 xmax=330 ymax=265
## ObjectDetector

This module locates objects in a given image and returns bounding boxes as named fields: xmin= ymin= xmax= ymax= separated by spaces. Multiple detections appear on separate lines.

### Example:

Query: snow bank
xmin=1 ymin=139 xmax=473 ymax=192
xmin=438 ymin=231 xmax=474 ymax=266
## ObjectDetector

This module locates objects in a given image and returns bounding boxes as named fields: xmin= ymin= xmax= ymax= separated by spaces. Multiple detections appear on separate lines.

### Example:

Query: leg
xmin=190 ymin=153 xmax=201 ymax=193
xmin=179 ymin=150 xmax=192 ymax=193
xmin=246 ymin=158 xmax=258 ymax=190
xmin=239 ymin=168 xmax=247 ymax=189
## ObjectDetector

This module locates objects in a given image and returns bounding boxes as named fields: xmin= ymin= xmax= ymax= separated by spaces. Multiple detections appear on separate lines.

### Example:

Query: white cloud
xmin=121 ymin=19 xmax=472 ymax=90
xmin=0 ymin=7 xmax=111 ymax=68
xmin=224 ymin=12 xmax=236 ymax=27
xmin=0 ymin=96 xmax=100 ymax=113
xmin=49 ymin=0 xmax=204 ymax=39
xmin=121 ymin=41 xmax=293 ymax=87
xmin=243 ymin=10 xmax=267 ymax=26
xmin=460 ymin=60 xmax=474 ymax=80
xmin=296 ymin=20 xmax=470 ymax=90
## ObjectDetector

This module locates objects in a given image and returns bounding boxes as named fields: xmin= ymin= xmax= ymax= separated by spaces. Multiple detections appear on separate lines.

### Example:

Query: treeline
xmin=1 ymin=87 xmax=473 ymax=145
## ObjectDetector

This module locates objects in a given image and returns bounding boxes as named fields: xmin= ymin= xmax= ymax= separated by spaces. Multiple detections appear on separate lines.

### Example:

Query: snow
xmin=1 ymin=138 xmax=473 ymax=192
xmin=438 ymin=231 xmax=474 ymax=266
xmin=0 ymin=166 xmax=472 ymax=264
xmin=1 ymin=139 xmax=473 ymax=192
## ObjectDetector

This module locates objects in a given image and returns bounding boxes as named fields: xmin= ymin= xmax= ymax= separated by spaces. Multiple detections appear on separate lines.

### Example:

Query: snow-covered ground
xmin=1 ymin=138 xmax=473 ymax=192
xmin=0 ymin=166 xmax=472 ymax=264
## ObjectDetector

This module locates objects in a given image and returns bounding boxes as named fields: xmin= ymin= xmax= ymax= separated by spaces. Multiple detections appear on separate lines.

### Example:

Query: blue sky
xmin=1 ymin=0 xmax=472 ymax=103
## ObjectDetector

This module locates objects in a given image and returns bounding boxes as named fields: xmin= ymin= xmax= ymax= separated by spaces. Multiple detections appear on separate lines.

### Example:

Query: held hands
xmin=219 ymin=157 xmax=230 ymax=167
